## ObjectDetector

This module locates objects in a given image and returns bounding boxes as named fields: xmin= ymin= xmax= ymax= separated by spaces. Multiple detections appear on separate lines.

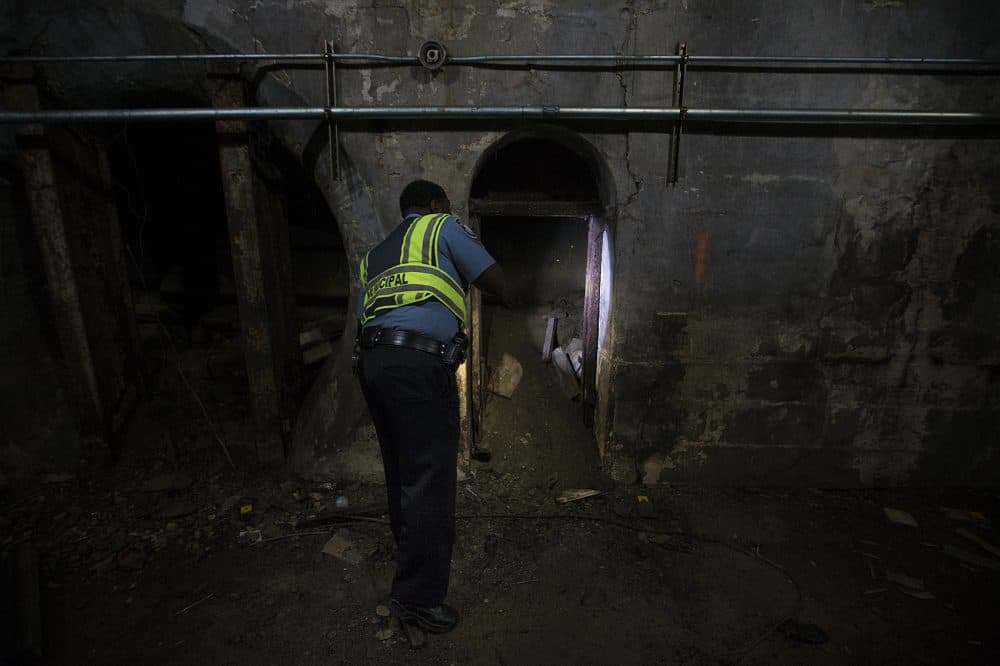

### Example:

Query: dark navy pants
xmin=358 ymin=345 xmax=459 ymax=606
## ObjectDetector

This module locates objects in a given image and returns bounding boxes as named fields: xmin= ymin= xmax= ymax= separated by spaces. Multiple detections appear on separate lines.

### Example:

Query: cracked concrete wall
xmin=2 ymin=0 xmax=999 ymax=485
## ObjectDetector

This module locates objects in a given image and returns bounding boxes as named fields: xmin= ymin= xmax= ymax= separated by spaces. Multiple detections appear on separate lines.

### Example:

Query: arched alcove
xmin=25 ymin=76 xmax=353 ymax=465
xmin=466 ymin=128 xmax=615 ymax=485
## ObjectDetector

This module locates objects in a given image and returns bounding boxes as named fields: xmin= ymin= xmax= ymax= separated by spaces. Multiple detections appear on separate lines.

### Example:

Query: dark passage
xmin=478 ymin=216 xmax=603 ymax=489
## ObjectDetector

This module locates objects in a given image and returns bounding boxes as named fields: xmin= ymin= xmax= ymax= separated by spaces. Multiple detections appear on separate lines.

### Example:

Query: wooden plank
xmin=581 ymin=216 xmax=604 ymax=427
xmin=2 ymin=66 xmax=105 ymax=439
xmin=468 ymin=213 xmax=484 ymax=453
xmin=207 ymin=71 xmax=285 ymax=464
xmin=541 ymin=315 xmax=557 ymax=362
xmin=94 ymin=139 xmax=144 ymax=408
xmin=468 ymin=198 xmax=601 ymax=218
xmin=49 ymin=127 xmax=144 ymax=443
xmin=253 ymin=162 xmax=300 ymax=436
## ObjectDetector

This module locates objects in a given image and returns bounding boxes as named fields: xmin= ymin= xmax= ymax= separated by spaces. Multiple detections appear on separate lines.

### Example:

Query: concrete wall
xmin=2 ymin=1 xmax=998 ymax=485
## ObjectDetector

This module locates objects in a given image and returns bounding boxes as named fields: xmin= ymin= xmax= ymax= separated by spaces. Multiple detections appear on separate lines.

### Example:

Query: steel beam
xmin=2 ymin=106 xmax=999 ymax=126
xmin=2 ymin=53 xmax=999 ymax=69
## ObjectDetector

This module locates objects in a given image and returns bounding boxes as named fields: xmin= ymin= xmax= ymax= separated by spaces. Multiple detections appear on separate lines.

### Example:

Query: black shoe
xmin=388 ymin=599 xmax=459 ymax=634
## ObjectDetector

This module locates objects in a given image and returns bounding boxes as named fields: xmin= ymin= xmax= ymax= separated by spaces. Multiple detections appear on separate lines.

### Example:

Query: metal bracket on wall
xmin=323 ymin=40 xmax=341 ymax=180
xmin=668 ymin=42 xmax=688 ymax=186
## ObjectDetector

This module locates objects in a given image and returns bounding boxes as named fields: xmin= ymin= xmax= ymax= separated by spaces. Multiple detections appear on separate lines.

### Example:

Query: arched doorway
xmin=466 ymin=129 xmax=614 ymax=486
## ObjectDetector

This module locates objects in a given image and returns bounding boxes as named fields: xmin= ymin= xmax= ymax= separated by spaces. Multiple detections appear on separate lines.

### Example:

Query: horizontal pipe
xmin=1 ymin=106 xmax=999 ymax=125
xmin=0 ymin=53 xmax=415 ymax=64
xmin=2 ymin=53 xmax=999 ymax=69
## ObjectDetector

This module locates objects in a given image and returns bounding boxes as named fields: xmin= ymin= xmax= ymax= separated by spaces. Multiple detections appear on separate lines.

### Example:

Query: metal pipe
xmin=1 ymin=106 xmax=999 ymax=125
xmin=2 ymin=53 xmax=999 ymax=68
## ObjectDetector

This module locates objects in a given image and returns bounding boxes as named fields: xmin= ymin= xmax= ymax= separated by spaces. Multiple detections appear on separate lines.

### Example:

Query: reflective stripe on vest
xmin=360 ymin=214 xmax=467 ymax=326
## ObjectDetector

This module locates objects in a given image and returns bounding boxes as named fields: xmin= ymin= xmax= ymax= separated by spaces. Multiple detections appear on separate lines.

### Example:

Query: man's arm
xmin=473 ymin=262 xmax=505 ymax=301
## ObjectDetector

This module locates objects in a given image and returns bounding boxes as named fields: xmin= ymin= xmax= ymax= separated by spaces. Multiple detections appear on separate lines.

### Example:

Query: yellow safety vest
xmin=360 ymin=213 xmax=467 ymax=326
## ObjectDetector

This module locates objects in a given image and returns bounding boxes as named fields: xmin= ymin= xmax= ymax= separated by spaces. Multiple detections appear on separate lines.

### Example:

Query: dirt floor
xmin=3 ymin=335 xmax=1000 ymax=665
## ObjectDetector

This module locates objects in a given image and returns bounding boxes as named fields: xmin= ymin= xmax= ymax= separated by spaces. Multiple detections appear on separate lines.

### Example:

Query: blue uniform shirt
xmin=358 ymin=214 xmax=497 ymax=342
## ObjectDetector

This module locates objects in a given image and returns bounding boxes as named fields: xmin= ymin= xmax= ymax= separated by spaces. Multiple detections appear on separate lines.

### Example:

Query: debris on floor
xmin=490 ymin=352 xmax=523 ymax=399
xmin=555 ymin=489 xmax=602 ymax=504
xmin=322 ymin=530 xmax=363 ymax=565
xmin=883 ymin=507 xmax=919 ymax=528
xmin=550 ymin=348 xmax=580 ymax=399
xmin=941 ymin=507 xmax=987 ymax=523
xmin=541 ymin=315 xmax=557 ymax=362
xmin=956 ymin=527 xmax=1000 ymax=559
xmin=885 ymin=570 xmax=933 ymax=599
xmin=563 ymin=338 xmax=583 ymax=379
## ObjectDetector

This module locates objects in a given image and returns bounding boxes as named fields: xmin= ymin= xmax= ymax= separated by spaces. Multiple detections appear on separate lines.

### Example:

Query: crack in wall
xmin=617 ymin=1 xmax=643 ymax=211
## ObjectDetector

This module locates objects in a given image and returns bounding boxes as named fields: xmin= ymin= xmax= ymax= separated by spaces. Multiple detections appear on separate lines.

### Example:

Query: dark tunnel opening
xmin=102 ymin=99 xmax=348 ymax=448
xmin=470 ymin=136 xmax=605 ymax=488
xmin=108 ymin=119 xmax=230 ymax=342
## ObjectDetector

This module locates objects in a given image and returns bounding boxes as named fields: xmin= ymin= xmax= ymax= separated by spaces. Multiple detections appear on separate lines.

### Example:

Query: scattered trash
xmin=238 ymin=527 xmax=264 ymax=544
xmin=335 ymin=496 xmax=349 ymax=509
xmin=238 ymin=528 xmax=262 ymax=545
xmin=941 ymin=544 xmax=1000 ymax=571
xmin=956 ymin=528 xmax=1000 ymax=559
xmin=489 ymin=353 xmax=523 ymax=399
xmin=555 ymin=489 xmax=602 ymax=504
xmin=636 ymin=495 xmax=650 ymax=503
xmin=238 ymin=498 xmax=256 ymax=520
xmin=777 ymin=619 xmax=829 ymax=645
xmin=550 ymin=348 xmax=580 ymax=400
xmin=322 ymin=530 xmax=362 ymax=565
xmin=884 ymin=570 xmax=936 ymax=599
xmin=564 ymin=338 xmax=583 ymax=378
xmin=141 ymin=473 xmax=194 ymax=493
xmin=375 ymin=603 xmax=391 ymax=618
xmin=941 ymin=507 xmax=987 ymax=523
xmin=375 ymin=626 xmax=396 ymax=641
xmin=174 ymin=592 xmax=214 ymax=617
xmin=883 ymin=507 xmax=919 ymax=528
xmin=541 ymin=316 xmax=557 ymax=362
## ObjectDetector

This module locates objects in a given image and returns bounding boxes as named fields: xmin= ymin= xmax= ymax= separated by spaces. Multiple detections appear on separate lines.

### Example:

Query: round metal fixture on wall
xmin=418 ymin=41 xmax=447 ymax=70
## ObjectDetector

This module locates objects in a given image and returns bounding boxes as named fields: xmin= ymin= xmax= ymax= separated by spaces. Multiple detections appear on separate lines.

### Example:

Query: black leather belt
xmin=361 ymin=327 xmax=447 ymax=357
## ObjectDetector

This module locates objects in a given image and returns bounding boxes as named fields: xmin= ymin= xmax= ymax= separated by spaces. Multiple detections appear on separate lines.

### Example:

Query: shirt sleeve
xmin=439 ymin=216 xmax=497 ymax=284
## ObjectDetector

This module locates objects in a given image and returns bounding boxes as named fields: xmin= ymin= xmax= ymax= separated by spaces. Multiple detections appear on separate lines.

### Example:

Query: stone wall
xmin=2 ymin=1 xmax=998 ymax=485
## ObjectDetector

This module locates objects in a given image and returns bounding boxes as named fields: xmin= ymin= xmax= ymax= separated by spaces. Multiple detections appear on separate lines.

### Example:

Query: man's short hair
xmin=400 ymin=179 xmax=447 ymax=215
